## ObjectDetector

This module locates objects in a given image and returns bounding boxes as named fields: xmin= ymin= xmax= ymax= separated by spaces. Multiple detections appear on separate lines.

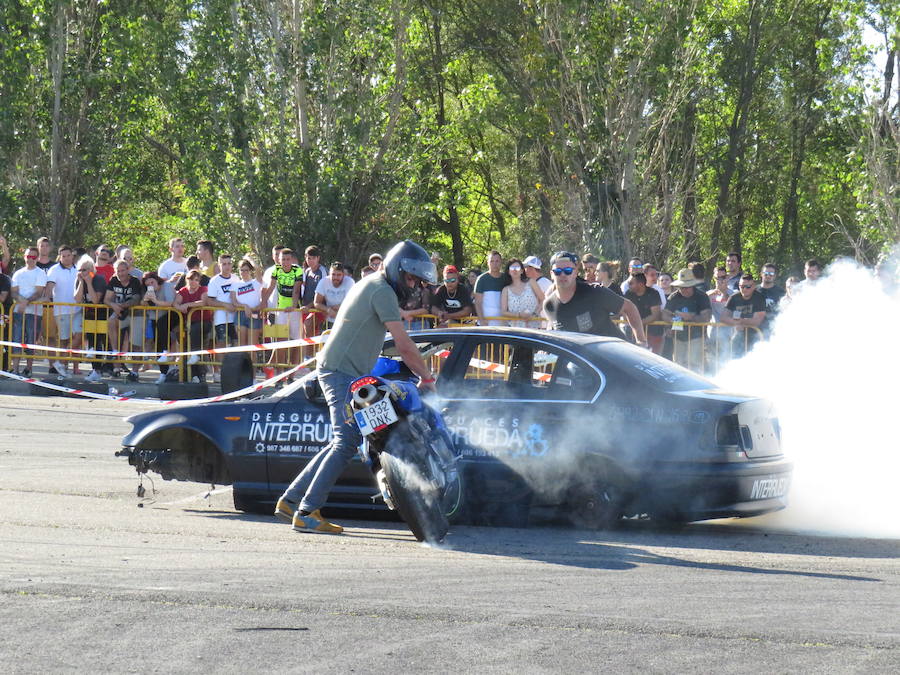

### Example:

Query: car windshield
xmin=587 ymin=341 xmax=714 ymax=392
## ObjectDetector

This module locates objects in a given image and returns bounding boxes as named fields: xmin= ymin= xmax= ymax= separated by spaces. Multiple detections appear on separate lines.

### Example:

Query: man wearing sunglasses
xmin=10 ymin=246 xmax=48 ymax=376
xmin=430 ymin=265 xmax=474 ymax=326
xmin=720 ymin=274 xmax=766 ymax=357
xmin=543 ymin=251 xmax=647 ymax=346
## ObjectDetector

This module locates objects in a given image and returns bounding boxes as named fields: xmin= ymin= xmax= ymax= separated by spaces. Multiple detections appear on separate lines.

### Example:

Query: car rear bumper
xmin=640 ymin=457 xmax=793 ymax=520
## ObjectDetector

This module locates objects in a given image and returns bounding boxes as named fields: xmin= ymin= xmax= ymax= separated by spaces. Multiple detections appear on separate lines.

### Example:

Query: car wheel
xmin=565 ymin=479 xmax=626 ymax=530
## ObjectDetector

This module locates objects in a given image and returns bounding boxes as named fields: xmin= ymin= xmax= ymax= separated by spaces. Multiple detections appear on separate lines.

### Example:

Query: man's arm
xmin=43 ymin=280 xmax=56 ymax=300
xmin=645 ymin=304 xmax=661 ymax=328
xmin=618 ymin=298 xmax=648 ymax=345
xmin=104 ymin=288 xmax=121 ymax=313
xmin=291 ymin=279 xmax=303 ymax=308
xmin=385 ymin=320 xmax=435 ymax=391
xmin=474 ymin=292 xmax=484 ymax=320
xmin=313 ymin=292 xmax=329 ymax=315
xmin=261 ymin=276 xmax=277 ymax=305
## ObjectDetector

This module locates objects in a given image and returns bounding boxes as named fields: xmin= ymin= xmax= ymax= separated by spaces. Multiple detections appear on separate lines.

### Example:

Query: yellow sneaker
xmin=274 ymin=497 xmax=296 ymax=523
xmin=292 ymin=509 xmax=343 ymax=534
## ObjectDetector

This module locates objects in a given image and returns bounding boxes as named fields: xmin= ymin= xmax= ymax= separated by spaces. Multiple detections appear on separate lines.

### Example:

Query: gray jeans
xmin=282 ymin=368 xmax=362 ymax=513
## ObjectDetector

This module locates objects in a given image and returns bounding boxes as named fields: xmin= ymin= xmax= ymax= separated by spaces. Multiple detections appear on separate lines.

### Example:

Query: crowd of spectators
xmin=0 ymin=232 xmax=885 ymax=384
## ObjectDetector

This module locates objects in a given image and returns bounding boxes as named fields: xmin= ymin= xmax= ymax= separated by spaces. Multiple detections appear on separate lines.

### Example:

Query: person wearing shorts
xmin=45 ymin=245 xmax=80 ymax=375
xmin=105 ymin=260 xmax=144 ymax=377
xmin=231 ymin=259 xmax=264 ymax=351
xmin=10 ymin=246 xmax=47 ymax=376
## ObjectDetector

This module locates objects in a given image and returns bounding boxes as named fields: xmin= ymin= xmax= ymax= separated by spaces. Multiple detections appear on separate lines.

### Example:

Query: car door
xmin=438 ymin=335 xmax=605 ymax=503
xmin=260 ymin=386 xmax=333 ymax=491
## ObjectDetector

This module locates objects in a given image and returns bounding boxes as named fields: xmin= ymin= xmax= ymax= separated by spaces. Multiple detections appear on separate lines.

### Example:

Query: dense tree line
xmin=1 ymin=0 xmax=897 ymax=275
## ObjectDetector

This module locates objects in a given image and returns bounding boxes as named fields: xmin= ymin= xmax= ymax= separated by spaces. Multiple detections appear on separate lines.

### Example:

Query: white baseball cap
xmin=523 ymin=255 xmax=542 ymax=269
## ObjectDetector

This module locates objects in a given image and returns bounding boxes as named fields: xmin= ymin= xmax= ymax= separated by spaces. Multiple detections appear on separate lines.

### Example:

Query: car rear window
xmin=588 ymin=341 xmax=713 ymax=392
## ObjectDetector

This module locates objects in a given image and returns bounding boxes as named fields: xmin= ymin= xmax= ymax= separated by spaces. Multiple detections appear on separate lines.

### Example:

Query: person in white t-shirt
xmin=11 ymin=246 xmax=48 ymax=376
xmin=205 ymin=255 xmax=238 ymax=383
xmin=157 ymin=237 xmax=188 ymax=281
xmin=44 ymin=245 xmax=81 ymax=375
xmin=230 ymin=258 xmax=264 ymax=348
xmin=261 ymin=244 xmax=285 ymax=312
xmin=314 ymin=262 xmax=355 ymax=326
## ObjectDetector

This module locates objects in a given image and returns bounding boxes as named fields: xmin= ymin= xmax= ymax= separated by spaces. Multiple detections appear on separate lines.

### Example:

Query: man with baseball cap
xmin=662 ymin=267 xmax=712 ymax=369
xmin=523 ymin=256 xmax=552 ymax=296
xmin=430 ymin=265 xmax=474 ymax=326
xmin=543 ymin=251 xmax=648 ymax=346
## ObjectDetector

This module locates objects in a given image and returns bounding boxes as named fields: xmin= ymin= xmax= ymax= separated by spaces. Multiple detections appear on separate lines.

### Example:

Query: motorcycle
xmin=347 ymin=362 xmax=463 ymax=543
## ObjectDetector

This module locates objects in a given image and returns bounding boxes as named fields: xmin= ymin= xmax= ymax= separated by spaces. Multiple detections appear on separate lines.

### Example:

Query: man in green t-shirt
xmin=263 ymin=248 xmax=303 ymax=367
xmin=275 ymin=240 xmax=438 ymax=534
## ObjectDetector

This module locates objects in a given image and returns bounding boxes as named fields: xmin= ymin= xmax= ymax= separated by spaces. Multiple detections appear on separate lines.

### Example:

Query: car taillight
xmin=716 ymin=414 xmax=741 ymax=447
xmin=350 ymin=376 xmax=380 ymax=393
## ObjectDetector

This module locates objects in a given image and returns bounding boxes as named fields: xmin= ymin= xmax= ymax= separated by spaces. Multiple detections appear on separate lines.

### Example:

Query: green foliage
xmin=0 ymin=0 xmax=896 ymax=276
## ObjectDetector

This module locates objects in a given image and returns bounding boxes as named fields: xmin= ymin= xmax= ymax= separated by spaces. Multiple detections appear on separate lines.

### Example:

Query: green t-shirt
xmin=273 ymin=265 xmax=303 ymax=308
xmin=318 ymin=274 xmax=402 ymax=376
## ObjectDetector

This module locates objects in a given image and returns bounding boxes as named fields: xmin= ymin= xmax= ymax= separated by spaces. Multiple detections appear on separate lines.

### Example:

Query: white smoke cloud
xmin=716 ymin=256 xmax=900 ymax=539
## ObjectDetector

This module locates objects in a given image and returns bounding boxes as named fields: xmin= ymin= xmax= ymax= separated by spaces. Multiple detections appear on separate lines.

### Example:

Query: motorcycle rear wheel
xmin=382 ymin=418 xmax=450 ymax=543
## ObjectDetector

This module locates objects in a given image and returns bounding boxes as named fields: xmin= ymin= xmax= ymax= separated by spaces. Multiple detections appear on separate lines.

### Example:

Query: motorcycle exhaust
xmin=351 ymin=383 xmax=382 ymax=409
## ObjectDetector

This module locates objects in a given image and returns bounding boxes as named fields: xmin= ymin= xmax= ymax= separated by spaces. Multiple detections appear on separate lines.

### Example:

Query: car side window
xmin=457 ymin=340 xmax=575 ymax=400
xmin=546 ymin=357 xmax=600 ymax=401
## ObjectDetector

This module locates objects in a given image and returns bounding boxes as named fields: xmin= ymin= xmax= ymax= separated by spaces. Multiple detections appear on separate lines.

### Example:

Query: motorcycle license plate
xmin=354 ymin=398 xmax=399 ymax=436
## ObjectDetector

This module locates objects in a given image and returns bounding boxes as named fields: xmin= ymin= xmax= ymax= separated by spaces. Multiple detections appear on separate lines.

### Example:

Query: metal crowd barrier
xmin=3 ymin=302 xmax=186 ymax=378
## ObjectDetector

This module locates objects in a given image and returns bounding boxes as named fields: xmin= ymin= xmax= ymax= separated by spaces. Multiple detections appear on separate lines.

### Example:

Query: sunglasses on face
xmin=509 ymin=266 xmax=522 ymax=272
xmin=444 ymin=277 xmax=457 ymax=283
xmin=716 ymin=276 xmax=728 ymax=280
xmin=25 ymin=255 xmax=37 ymax=259
xmin=740 ymin=284 xmax=753 ymax=289
xmin=763 ymin=271 xmax=775 ymax=276
xmin=552 ymin=267 xmax=575 ymax=276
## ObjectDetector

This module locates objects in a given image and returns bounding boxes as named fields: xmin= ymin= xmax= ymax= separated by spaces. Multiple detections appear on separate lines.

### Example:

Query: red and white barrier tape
xmin=0 ymin=331 xmax=330 ymax=360
xmin=0 ymin=358 xmax=313 ymax=405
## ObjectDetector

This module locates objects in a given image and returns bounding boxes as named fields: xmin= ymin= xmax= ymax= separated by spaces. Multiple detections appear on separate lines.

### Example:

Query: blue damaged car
xmin=118 ymin=327 xmax=792 ymax=527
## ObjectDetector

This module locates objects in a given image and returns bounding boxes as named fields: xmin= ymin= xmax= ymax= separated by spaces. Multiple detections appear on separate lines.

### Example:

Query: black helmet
xmin=383 ymin=240 xmax=437 ymax=294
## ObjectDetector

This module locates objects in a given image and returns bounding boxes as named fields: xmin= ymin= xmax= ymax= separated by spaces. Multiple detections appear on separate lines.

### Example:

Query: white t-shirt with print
xmin=207 ymin=273 xmax=236 ymax=325
xmin=233 ymin=278 xmax=263 ymax=310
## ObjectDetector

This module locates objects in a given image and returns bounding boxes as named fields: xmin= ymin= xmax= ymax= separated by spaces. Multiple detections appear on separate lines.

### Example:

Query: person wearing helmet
xmin=275 ymin=240 xmax=439 ymax=535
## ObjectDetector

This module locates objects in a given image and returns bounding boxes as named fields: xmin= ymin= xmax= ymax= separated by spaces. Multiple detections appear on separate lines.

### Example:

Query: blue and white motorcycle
xmin=347 ymin=361 xmax=462 ymax=543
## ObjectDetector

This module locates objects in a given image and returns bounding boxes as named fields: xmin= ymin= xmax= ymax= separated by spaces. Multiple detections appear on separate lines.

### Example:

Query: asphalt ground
xmin=1 ymin=395 xmax=898 ymax=673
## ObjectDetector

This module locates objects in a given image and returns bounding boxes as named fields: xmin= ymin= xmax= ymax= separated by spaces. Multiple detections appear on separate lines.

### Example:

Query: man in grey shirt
xmin=275 ymin=240 xmax=438 ymax=534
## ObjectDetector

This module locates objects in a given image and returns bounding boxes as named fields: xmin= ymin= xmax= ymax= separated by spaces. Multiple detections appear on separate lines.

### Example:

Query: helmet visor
xmin=400 ymin=257 xmax=437 ymax=284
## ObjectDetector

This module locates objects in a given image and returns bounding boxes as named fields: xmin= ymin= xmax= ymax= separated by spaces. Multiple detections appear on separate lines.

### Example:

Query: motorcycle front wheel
xmin=381 ymin=417 xmax=450 ymax=543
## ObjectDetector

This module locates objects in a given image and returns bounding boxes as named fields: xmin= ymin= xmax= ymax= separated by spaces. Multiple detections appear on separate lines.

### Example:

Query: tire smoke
xmin=715 ymin=256 xmax=900 ymax=539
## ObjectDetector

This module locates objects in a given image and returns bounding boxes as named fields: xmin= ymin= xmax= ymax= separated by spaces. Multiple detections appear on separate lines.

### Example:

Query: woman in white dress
xmin=501 ymin=259 xmax=542 ymax=327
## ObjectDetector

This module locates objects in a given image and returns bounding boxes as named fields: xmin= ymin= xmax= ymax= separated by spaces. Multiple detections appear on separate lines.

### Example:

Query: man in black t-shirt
xmin=430 ymin=265 xmax=473 ymax=326
xmin=624 ymin=272 xmax=662 ymax=349
xmin=757 ymin=263 xmax=785 ymax=336
xmin=721 ymin=274 xmax=767 ymax=356
xmin=663 ymin=267 xmax=712 ymax=370
xmin=105 ymin=260 xmax=145 ymax=363
xmin=542 ymin=251 xmax=647 ymax=345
